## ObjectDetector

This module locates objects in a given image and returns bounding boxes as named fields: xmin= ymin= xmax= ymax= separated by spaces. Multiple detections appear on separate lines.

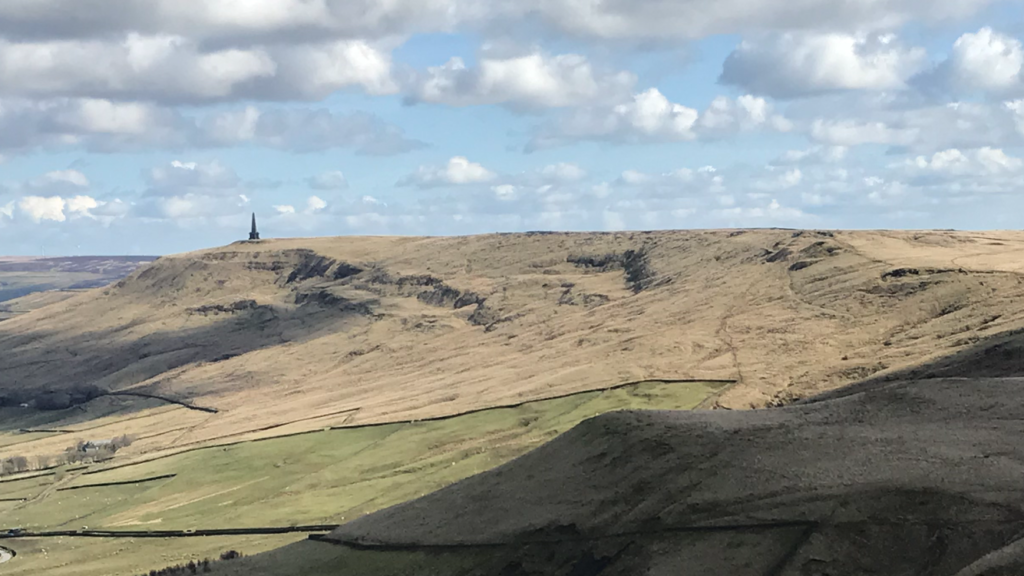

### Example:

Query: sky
xmin=1 ymin=1 xmax=1024 ymax=255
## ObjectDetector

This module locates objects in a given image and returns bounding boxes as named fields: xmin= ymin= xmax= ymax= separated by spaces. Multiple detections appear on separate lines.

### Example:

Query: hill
xmin=5 ymin=229 xmax=1024 ymax=465
xmin=0 ymin=256 xmax=155 ymax=317
xmin=223 ymin=376 xmax=1024 ymax=575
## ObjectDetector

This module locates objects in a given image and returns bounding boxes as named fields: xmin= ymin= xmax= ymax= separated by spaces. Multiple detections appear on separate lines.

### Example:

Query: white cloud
xmin=146 ymin=159 xmax=240 ymax=196
xmin=30 ymin=169 xmax=89 ymax=189
xmin=0 ymin=201 xmax=15 ymax=219
xmin=898 ymin=147 xmax=1024 ymax=177
xmin=720 ymin=32 xmax=928 ymax=98
xmin=531 ymin=90 xmax=791 ymax=149
xmin=919 ymin=28 xmax=1024 ymax=95
xmin=809 ymin=118 xmax=919 ymax=146
xmin=274 ymin=204 xmax=296 ymax=214
xmin=539 ymin=162 xmax=587 ymax=182
xmin=492 ymin=184 xmax=517 ymax=200
xmin=406 ymin=51 xmax=635 ymax=110
xmin=0 ymin=35 xmax=396 ymax=103
xmin=697 ymin=95 xmax=792 ymax=134
xmin=19 ymin=195 xmax=67 ymax=222
xmin=66 ymin=194 xmax=100 ymax=217
xmin=772 ymin=145 xmax=849 ymax=165
xmin=0 ymin=0 xmax=995 ymax=44
xmin=307 ymin=170 xmax=349 ymax=190
xmin=141 ymin=192 xmax=248 ymax=220
xmin=754 ymin=168 xmax=804 ymax=192
xmin=195 ymin=106 xmax=425 ymax=155
xmin=307 ymin=195 xmax=328 ymax=212
xmin=399 ymin=156 xmax=496 ymax=187
xmin=613 ymin=88 xmax=700 ymax=139
xmin=796 ymin=97 xmax=1024 ymax=154
xmin=266 ymin=40 xmax=397 ymax=99
xmin=1009 ymin=100 xmax=1024 ymax=134
xmin=521 ymin=0 xmax=992 ymax=41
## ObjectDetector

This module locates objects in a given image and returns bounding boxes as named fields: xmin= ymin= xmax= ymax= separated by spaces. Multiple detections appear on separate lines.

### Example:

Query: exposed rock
xmin=294 ymin=291 xmax=376 ymax=316
xmin=788 ymin=260 xmax=817 ymax=272
xmin=187 ymin=300 xmax=259 ymax=316
xmin=799 ymin=241 xmax=841 ymax=259
xmin=417 ymin=284 xmax=486 ymax=309
xmin=883 ymin=268 xmax=921 ymax=280
xmin=558 ymin=287 xmax=611 ymax=308
xmin=622 ymin=247 xmax=658 ymax=293
xmin=567 ymin=246 xmax=663 ymax=294
xmin=286 ymin=251 xmax=337 ymax=284
xmin=765 ymin=247 xmax=792 ymax=263
xmin=332 ymin=262 xmax=363 ymax=280
xmin=567 ymin=253 xmax=624 ymax=272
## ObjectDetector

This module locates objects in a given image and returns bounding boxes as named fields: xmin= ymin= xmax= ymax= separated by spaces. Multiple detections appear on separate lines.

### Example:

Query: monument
xmin=248 ymin=213 xmax=260 ymax=241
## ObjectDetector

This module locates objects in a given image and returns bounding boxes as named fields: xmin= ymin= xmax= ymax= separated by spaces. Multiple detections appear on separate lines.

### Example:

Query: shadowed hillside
xmin=6 ymin=230 xmax=1024 ymax=465
xmin=218 ymin=377 xmax=1024 ymax=575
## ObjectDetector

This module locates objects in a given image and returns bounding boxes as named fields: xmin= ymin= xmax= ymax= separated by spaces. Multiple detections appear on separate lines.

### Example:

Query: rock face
xmin=327 ymin=377 xmax=1024 ymax=575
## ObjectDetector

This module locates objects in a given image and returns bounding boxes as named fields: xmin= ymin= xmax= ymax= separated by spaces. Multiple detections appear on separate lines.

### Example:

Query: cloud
xmin=399 ymin=156 xmax=497 ymax=187
xmin=896 ymin=147 xmax=1024 ymax=179
xmin=796 ymin=97 xmax=1024 ymax=153
xmin=529 ymin=90 xmax=789 ymax=149
xmin=914 ymin=28 xmax=1024 ymax=96
xmin=492 ymin=184 xmax=518 ymax=200
xmin=771 ymin=145 xmax=849 ymax=165
xmin=0 ymin=35 xmax=396 ymax=103
xmin=0 ymin=98 xmax=424 ymax=156
xmin=539 ymin=162 xmax=587 ymax=182
xmin=306 ymin=195 xmax=328 ymax=212
xmin=0 ymin=0 xmax=995 ymax=44
xmin=753 ymin=168 xmax=805 ymax=192
xmin=720 ymin=32 xmax=928 ymax=98
xmin=138 ymin=192 xmax=249 ymax=220
xmin=404 ymin=50 xmax=635 ymax=110
xmin=195 ymin=106 xmax=425 ymax=155
xmin=521 ymin=0 xmax=994 ymax=41
xmin=18 ymin=195 xmax=67 ymax=222
xmin=696 ymin=95 xmax=793 ymax=135
xmin=274 ymin=204 xmax=296 ymax=214
xmin=307 ymin=170 xmax=349 ymax=190
xmin=27 ymin=169 xmax=90 ymax=191
xmin=145 ymin=159 xmax=241 ymax=196
xmin=809 ymin=118 xmax=919 ymax=146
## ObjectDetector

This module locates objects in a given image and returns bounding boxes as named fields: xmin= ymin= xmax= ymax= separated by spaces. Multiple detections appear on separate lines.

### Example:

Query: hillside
xmin=5 ymin=230 xmax=1024 ymax=466
xmin=224 ymin=376 xmax=1024 ymax=575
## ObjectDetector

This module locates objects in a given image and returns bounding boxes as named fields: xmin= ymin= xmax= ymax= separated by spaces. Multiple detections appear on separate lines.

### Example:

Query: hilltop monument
xmin=249 ymin=213 xmax=260 ymax=241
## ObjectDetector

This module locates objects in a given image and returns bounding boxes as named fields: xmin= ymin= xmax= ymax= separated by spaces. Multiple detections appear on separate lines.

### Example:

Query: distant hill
xmin=0 ymin=256 xmax=155 ymax=312
xmin=5 ymin=230 xmax=1024 ymax=464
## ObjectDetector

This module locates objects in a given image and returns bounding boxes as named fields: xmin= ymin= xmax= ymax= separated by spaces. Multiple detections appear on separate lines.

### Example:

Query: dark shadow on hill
xmin=0 ymin=296 xmax=379 ymax=427
xmin=312 ymin=377 xmax=1024 ymax=575
xmin=800 ymin=324 xmax=1024 ymax=405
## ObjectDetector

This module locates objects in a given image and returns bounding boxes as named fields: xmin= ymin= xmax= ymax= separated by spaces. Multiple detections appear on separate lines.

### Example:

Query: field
xmin=0 ymin=379 xmax=725 ymax=575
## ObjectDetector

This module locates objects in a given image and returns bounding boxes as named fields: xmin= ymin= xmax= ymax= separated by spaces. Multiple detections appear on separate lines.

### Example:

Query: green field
xmin=0 ymin=380 xmax=727 ymax=576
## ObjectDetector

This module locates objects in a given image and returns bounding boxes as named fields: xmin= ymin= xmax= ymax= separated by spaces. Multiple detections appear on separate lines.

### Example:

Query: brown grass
xmin=4 ymin=229 xmax=1024 ymax=465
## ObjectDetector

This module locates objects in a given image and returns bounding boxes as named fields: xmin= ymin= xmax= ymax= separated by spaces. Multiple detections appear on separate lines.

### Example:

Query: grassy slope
xmin=7 ymin=229 xmax=1024 ymax=468
xmin=0 ymin=380 xmax=724 ymax=576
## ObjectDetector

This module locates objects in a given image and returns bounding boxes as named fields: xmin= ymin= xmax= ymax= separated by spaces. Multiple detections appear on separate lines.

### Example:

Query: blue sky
xmin=1 ymin=0 xmax=1024 ymax=255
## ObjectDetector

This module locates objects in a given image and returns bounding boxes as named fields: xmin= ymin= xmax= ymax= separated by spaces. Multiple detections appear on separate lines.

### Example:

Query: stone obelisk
xmin=249 ymin=213 xmax=260 ymax=241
